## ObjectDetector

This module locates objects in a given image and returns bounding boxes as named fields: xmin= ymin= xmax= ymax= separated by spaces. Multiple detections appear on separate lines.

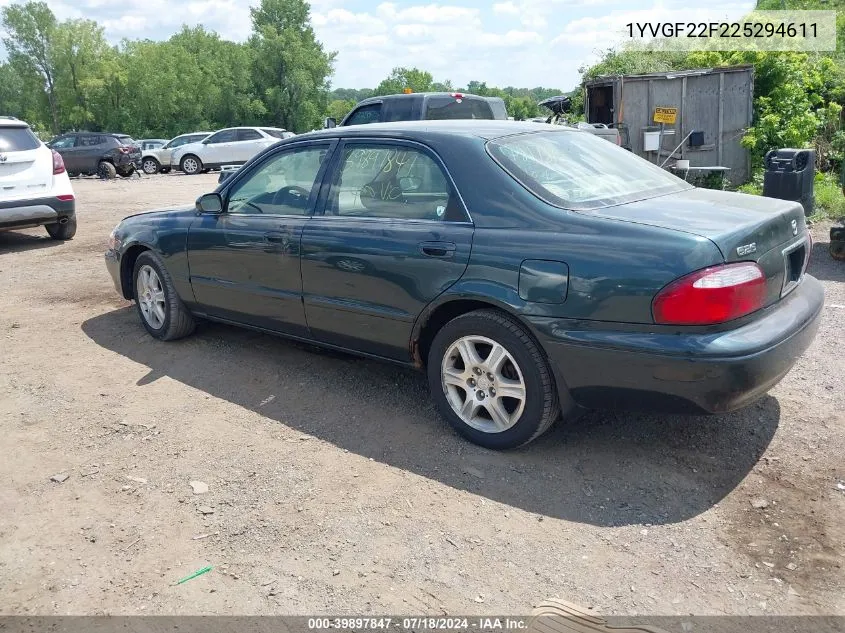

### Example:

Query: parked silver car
xmin=141 ymin=132 xmax=212 ymax=174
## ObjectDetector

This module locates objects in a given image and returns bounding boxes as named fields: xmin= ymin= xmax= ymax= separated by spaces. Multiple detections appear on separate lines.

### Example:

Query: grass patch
xmin=731 ymin=170 xmax=845 ymax=221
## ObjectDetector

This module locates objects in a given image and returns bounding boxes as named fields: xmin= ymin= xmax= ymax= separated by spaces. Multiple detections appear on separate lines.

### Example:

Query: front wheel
xmin=427 ymin=310 xmax=560 ymax=449
xmin=133 ymin=251 xmax=196 ymax=341
xmin=180 ymin=155 xmax=202 ymax=175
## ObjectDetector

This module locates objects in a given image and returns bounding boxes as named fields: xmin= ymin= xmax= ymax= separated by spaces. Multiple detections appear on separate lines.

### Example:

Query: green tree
xmin=249 ymin=0 xmax=335 ymax=132
xmin=326 ymin=98 xmax=355 ymax=122
xmin=1 ymin=1 xmax=60 ymax=132
xmin=374 ymin=67 xmax=435 ymax=95
xmin=52 ymin=19 xmax=112 ymax=130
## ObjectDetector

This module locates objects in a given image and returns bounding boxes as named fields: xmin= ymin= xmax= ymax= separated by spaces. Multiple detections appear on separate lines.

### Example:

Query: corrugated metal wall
xmin=587 ymin=67 xmax=753 ymax=185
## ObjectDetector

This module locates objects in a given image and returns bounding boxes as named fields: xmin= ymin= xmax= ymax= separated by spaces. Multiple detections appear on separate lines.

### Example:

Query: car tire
xmin=45 ymin=216 xmax=77 ymax=240
xmin=160 ymin=167 xmax=170 ymax=174
xmin=132 ymin=251 xmax=196 ymax=341
xmin=97 ymin=161 xmax=117 ymax=180
xmin=142 ymin=158 xmax=160 ymax=174
xmin=180 ymin=155 xmax=202 ymax=175
xmin=427 ymin=309 xmax=560 ymax=449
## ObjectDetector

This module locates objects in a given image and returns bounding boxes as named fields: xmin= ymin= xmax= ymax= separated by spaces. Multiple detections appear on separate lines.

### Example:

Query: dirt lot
xmin=0 ymin=173 xmax=843 ymax=616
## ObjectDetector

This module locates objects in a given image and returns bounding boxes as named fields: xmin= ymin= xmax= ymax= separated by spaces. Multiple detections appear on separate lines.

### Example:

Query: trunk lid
xmin=591 ymin=188 xmax=807 ymax=262
xmin=0 ymin=146 xmax=52 ymax=202
xmin=590 ymin=187 xmax=810 ymax=307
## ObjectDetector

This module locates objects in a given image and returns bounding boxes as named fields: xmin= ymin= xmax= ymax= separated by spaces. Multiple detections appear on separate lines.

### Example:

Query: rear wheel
xmin=142 ymin=158 xmax=160 ymax=174
xmin=45 ymin=216 xmax=77 ymax=240
xmin=132 ymin=251 xmax=196 ymax=341
xmin=180 ymin=155 xmax=202 ymax=175
xmin=97 ymin=161 xmax=116 ymax=180
xmin=427 ymin=309 xmax=560 ymax=449
xmin=117 ymin=165 xmax=135 ymax=178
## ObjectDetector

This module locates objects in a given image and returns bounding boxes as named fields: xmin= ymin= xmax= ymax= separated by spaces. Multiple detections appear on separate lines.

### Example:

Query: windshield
xmin=261 ymin=128 xmax=289 ymax=139
xmin=487 ymin=130 xmax=691 ymax=210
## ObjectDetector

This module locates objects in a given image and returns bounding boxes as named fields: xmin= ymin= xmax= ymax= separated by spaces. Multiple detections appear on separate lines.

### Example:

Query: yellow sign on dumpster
xmin=654 ymin=107 xmax=677 ymax=124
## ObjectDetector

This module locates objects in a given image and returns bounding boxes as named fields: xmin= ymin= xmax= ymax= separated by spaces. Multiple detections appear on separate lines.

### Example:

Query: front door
xmin=300 ymin=140 xmax=474 ymax=361
xmin=48 ymin=135 xmax=79 ymax=172
xmin=186 ymin=141 xmax=336 ymax=336
xmin=201 ymin=129 xmax=237 ymax=166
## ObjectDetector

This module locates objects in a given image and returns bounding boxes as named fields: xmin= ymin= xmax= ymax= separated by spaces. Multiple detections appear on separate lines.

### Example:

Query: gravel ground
xmin=0 ymin=174 xmax=843 ymax=616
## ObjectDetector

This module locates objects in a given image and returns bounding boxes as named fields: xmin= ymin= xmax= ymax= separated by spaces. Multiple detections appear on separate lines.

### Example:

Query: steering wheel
xmin=271 ymin=185 xmax=310 ymax=208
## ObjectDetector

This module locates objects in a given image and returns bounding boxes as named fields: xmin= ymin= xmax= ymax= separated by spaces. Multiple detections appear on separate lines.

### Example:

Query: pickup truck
xmin=325 ymin=92 xmax=508 ymax=128
xmin=538 ymin=95 xmax=622 ymax=146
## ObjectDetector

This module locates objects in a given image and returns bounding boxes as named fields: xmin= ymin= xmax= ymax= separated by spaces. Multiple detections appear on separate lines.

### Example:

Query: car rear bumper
xmin=529 ymin=274 xmax=824 ymax=414
xmin=0 ymin=196 xmax=75 ymax=230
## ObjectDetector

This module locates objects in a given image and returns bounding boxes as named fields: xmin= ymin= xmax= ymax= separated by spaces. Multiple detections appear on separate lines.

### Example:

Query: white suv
xmin=0 ymin=117 xmax=76 ymax=240
xmin=141 ymin=131 xmax=212 ymax=175
xmin=171 ymin=126 xmax=294 ymax=175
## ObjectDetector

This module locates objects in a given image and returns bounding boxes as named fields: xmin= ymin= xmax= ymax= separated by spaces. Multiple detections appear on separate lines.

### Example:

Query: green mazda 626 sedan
xmin=105 ymin=121 xmax=823 ymax=449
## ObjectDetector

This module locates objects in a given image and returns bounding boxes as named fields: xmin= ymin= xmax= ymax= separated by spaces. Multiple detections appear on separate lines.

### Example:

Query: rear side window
xmin=78 ymin=135 xmax=103 ymax=147
xmin=425 ymin=96 xmax=494 ymax=120
xmin=0 ymin=126 xmax=41 ymax=151
xmin=383 ymin=98 xmax=415 ymax=122
xmin=326 ymin=143 xmax=466 ymax=222
xmin=345 ymin=104 xmax=382 ymax=126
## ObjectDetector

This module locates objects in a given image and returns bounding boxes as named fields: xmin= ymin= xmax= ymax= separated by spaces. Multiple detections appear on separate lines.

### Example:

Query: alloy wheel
xmin=441 ymin=335 xmax=526 ymax=433
xmin=136 ymin=264 xmax=167 ymax=329
xmin=142 ymin=159 xmax=158 ymax=174
xmin=182 ymin=157 xmax=198 ymax=174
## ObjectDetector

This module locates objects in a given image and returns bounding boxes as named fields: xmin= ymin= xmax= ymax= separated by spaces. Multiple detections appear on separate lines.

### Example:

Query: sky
xmin=2 ymin=0 xmax=756 ymax=89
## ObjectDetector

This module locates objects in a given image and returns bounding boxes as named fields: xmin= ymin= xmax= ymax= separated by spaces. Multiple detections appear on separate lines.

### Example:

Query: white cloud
xmin=493 ymin=2 xmax=520 ymax=16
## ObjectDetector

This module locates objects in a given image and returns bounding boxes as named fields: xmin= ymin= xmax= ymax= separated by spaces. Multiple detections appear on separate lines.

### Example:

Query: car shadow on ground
xmin=809 ymin=240 xmax=845 ymax=283
xmin=0 ymin=231 xmax=63 ymax=253
xmin=82 ymin=307 xmax=779 ymax=527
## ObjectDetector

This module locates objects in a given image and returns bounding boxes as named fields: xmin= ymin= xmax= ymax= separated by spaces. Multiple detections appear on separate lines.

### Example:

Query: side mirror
xmin=324 ymin=117 xmax=337 ymax=129
xmin=196 ymin=192 xmax=223 ymax=214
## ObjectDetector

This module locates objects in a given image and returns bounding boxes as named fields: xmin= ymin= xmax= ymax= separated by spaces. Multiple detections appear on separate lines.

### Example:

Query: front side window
xmin=487 ymin=130 xmax=691 ymax=210
xmin=345 ymin=104 xmax=381 ymax=126
xmin=326 ymin=143 xmax=464 ymax=221
xmin=226 ymin=146 xmax=328 ymax=216
xmin=207 ymin=130 xmax=236 ymax=144
xmin=49 ymin=135 xmax=76 ymax=149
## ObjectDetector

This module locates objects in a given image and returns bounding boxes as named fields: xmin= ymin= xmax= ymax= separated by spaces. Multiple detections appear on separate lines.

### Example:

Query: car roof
xmin=0 ymin=118 xmax=29 ymax=127
xmin=301 ymin=119 xmax=572 ymax=142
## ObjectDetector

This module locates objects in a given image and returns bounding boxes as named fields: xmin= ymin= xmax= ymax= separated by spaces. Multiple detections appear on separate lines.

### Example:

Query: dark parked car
xmin=324 ymin=92 xmax=508 ymax=128
xmin=48 ymin=132 xmax=142 ymax=179
xmin=104 ymin=121 xmax=823 ymax=449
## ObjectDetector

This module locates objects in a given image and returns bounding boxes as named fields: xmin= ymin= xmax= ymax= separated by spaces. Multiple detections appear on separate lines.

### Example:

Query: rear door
xmin=234 ymin=128 xmax=269 ymax=162
xmin=76 ymin=134 xmax=106 ymax=173
xmin=300 ymin=139 xmax=474 ymax=361
xmin=0 ymin=125 xmax=51 ymax=202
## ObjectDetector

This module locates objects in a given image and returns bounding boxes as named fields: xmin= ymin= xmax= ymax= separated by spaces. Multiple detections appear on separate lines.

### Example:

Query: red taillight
xmin=451 ymin=92 xmax=464 ymax=99
xmin=52 ymin=149 xmax=65 ymax=174
xmin=652 ymin=262 xmax=767 ymax=325
xmin=118 ymin=147 xmax=131 ymax=154
xmin=57 ymin=194 xmax=74 ymax=201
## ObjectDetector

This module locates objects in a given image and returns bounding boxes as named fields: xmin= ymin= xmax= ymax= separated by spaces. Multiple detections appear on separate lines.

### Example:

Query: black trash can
xmin=762 ymin=148 xmax=815 ymax=216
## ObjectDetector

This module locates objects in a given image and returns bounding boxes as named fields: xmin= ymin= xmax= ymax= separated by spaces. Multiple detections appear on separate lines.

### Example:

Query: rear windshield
xmin=0 ymin=126 xmax=40 ymax=152
xmin=115 ymin=135 xmax=135 ymax=145
xmin=425 ymin=96 xmax=494 ymax=120
xmin=487 ymin=130 xmax=691 ymax=210
xmin=261 ymin=129 xmax=288 ymax=139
